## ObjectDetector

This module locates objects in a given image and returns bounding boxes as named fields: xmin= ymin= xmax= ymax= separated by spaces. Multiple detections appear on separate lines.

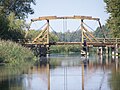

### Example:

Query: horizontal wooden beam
xmin=31 ymin=15 xmax=100 ymax=21
xmin=53 ymin=42 xmax=118 ymax=46
xmin=24 ymin=41 xmax=120 ymax=47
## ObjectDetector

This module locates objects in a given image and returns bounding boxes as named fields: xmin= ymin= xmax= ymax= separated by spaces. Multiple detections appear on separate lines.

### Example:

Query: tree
xmin=94 ymin=25 xmax=112 ymax=38
xmin=0 ymin=0 xmax=35 ymax=19
xmin=0 ymin=0 xmax=36 ymax=41
xmin=104 ymin=0 xmax=120 ymax=37
xmin=25 ymin=29 xmax=41 ymax=40
xmin=0 ymin=13 xmax=25 ymax=41
xmin=50 ymin=32 xmax=59 ymax=42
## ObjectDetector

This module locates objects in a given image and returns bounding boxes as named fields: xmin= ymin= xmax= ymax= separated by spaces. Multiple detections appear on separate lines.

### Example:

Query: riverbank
xmin=0 ymin=40 xmax=37 ymax=82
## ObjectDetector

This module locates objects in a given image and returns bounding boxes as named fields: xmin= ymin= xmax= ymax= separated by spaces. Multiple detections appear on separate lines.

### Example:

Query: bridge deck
xmin=21 ymin=38 xmax=120 ymax=47
xmin=55 ymin=42 xmax=120 ymax=47
xmin=24 ymin=42 xmax=120 ymax=47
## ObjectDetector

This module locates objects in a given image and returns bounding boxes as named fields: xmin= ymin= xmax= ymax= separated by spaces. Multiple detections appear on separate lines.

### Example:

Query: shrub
xmin=0 ymin=40 xmax=36 ymax=67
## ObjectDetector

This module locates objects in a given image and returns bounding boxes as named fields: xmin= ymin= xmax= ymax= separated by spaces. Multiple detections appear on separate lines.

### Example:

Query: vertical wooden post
xmin=115 ymin=44 xmax=118 ymax=56
xmin=46 ymin=20 xmax=50 ymax=56
xmin=87 ymin=46 xmax=89 ymax=58
xmin=111 ymin=47 xmax=115 ymax=59
xmin=81 ymin=19 xmax=87 ymax=57
xmin=47 ymin=20 xmax=50 ymax=44
xmin=105 ymin=46 xmax=108 ymax=54
xmin=105 ymin=46 xmax=108 ymax=65
xmin=81 ymin=19 xmax=84 ymax=44
xmin=98 ymin=47 xmax=102 ymax=55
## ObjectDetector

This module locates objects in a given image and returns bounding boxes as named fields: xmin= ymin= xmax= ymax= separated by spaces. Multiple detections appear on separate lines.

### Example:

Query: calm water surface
xmin=0 ymin=53 xmax=120 ymax=90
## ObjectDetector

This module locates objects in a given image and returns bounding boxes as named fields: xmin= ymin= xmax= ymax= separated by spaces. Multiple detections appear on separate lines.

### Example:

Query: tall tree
xmin=104 ymin=0 xmax=120 ymax=37
xmin=0 ymin=0 xmax=35 ymax=40
xmin=0 ymin=13 xmax=25 ymax=40
xmin=0 ymin=0 xmax=35 ymax=19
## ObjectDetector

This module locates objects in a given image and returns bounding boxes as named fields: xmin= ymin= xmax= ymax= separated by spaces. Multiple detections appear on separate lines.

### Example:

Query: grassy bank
xmin=0 ymin=40 xmax=36 ymax=66
xmin=0 ymin=40 xmax=37 ymax=81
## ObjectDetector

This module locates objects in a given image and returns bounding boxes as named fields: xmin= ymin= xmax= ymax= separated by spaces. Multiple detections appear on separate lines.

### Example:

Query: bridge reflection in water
xmin=22 ymin=54 xmax=120 ymax=90
xmin=0 ymin=54 xmax=120 ymax=90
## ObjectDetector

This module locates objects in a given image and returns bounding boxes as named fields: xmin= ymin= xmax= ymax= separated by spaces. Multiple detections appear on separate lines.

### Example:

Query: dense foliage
xmin=50 ymin=45 xmax=81 ymax=53
xmin=0 ymin=0 xmax=35 ymax=19
xmin=0 ymin=40 xmax=36 ymax=66
xmin=93 ymin=25 xmax=112 ymax=38
xmin=104 ymin=0 xmax=120 ymax=37
xmin=0 ymin=0 xmax=36 ymax=41
xmin=25 ymin=29 xmax=40 ymax=40
xmin=0 ymin=13 xmax=25 ymax=41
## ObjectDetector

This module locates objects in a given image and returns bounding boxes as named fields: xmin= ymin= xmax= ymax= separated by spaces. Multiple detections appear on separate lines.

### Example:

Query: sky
xmin=27 ymin=0 xmax=109 ymax=32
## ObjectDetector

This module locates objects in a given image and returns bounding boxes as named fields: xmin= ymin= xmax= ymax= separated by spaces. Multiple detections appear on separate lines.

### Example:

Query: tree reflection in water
xmin=109 ymin=57 xmax=120 ymax=90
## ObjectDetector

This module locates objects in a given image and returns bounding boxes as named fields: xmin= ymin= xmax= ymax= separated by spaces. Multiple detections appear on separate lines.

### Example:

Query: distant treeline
xmin=50 ymin=45 xmax=81 ymax=53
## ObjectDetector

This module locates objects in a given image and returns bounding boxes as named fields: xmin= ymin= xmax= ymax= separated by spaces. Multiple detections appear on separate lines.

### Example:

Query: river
xmin=0 ymin=53 xmax=120 ymax=90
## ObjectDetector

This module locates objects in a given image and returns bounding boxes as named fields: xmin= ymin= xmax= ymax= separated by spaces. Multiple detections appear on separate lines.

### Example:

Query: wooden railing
xmin=96 ymin=38 xmax=120 ymax=43
xmin=18 ymin=38 xmax=120 ymax=47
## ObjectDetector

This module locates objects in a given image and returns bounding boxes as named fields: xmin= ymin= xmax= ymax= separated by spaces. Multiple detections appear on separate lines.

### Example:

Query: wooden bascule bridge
xmin=21 ymin=15 xmax=120 ymax=57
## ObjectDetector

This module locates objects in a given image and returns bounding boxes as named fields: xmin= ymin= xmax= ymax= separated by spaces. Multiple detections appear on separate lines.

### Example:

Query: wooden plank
xmin=24 ymin=41 xmax=120 ymax=47
xmin=31 ymin=15 xmax=100 ymax=21
xmin=32 ymin=25 xmax=47 ymax=42
xmin=82 ymin=26 xmax=99 ymax=42
xmin=83 ymin=33 xmax=92 ymax=42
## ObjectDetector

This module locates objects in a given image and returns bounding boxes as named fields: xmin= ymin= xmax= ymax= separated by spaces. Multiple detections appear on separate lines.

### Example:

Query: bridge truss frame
xmin=26 ymin=15 xmax=102 ymax=46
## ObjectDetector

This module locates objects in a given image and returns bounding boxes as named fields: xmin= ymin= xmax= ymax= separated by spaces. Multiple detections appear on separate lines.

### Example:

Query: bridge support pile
xmin=97 ymin=45 xmax=119 ymax=60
